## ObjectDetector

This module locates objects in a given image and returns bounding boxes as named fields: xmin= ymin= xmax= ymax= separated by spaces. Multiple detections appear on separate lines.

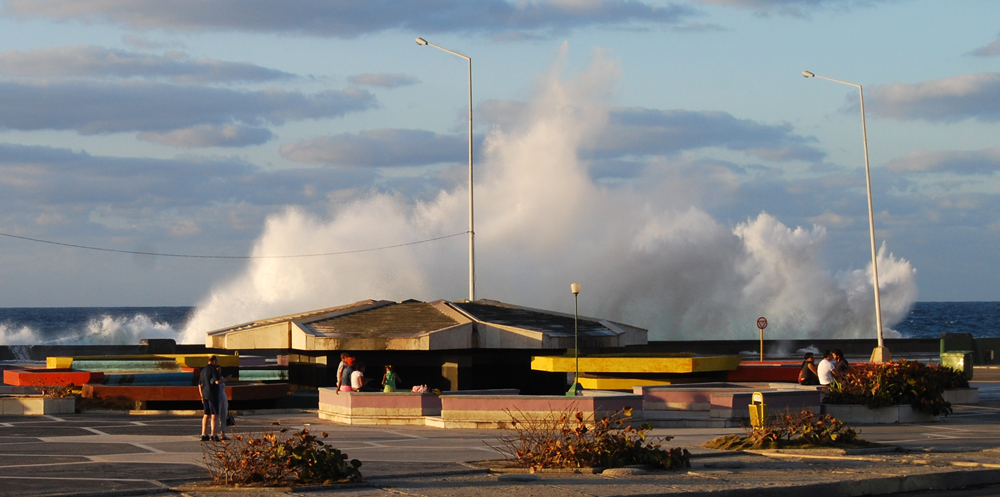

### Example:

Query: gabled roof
xmin=206 ymin=298 xmax=647 ymax=351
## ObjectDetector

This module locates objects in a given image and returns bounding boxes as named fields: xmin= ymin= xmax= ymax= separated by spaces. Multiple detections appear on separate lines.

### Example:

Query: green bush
xmin=494 ymin=407 xmax=690 ymax=470
xmin=202 ymin=424 xmax=361 ymax=486
xmin=825 ymin=360 xmax=967 ymax=416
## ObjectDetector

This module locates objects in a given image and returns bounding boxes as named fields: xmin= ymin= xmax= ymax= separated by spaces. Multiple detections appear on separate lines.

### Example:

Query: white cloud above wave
xmin=0 ymin=46 xmax=295 ymax=83
xmin=283 ymin=103 xmax=824 ymax=169
xmin=2 ymin=0 xmax=698 ymax=38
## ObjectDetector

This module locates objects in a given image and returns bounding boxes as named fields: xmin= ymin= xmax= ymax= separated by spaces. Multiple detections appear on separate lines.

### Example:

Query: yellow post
xmin=749 ymin=391 xmax=767 ymax=429
xmin=759 ymin=327 xmax=764 ymax=362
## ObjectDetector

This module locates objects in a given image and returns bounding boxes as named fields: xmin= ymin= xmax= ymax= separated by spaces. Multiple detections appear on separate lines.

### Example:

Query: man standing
xmin=199 ymin=355 xmax=222 ymax=442
xmin=817 ymin=350 xmax=836 ymax=386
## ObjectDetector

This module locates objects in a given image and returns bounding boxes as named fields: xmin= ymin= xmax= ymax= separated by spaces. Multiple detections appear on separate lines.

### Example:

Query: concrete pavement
xmin=0 ymin=381 xmax=997 ymax=496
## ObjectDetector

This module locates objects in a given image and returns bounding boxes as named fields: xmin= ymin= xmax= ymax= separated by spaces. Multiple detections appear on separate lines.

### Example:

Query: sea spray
xmin=182 ymin=48 xmax=917 ymax=343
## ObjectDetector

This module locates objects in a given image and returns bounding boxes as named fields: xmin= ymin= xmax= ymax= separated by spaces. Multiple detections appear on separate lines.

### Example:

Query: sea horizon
xmin=0 ymin=301 xmax=997 ymax=346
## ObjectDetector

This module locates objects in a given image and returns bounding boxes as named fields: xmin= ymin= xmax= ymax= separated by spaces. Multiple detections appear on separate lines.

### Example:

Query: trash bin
xmin=941 ymin=351 xmax=974 ymax=381
xmin=940 ymin=333 xmax=975 ymax=355
xmin=748 ymin=391 xmax=767 ymax=429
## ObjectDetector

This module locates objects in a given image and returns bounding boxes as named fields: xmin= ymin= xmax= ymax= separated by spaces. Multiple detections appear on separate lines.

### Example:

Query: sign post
xmin=756 ymin=317 xmax=768 ymax=362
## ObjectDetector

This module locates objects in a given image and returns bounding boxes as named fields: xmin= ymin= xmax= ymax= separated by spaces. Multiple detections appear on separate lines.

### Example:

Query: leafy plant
xmin=202 ymin=423 xmax=361 ymax=486
xmin=824 ymin=360 xmax=966 ymax=416
xmin=704 ymin=410 xmax=860 ymax=450
xmin=493 ymin=407 xmax=690 ymax=470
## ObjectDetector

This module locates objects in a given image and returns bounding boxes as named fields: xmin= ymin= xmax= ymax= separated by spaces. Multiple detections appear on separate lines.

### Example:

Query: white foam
xmin=182 ymin=48 xmax=917 ymax=344
xmin=0 ymin=314 xmax=180 ymax=346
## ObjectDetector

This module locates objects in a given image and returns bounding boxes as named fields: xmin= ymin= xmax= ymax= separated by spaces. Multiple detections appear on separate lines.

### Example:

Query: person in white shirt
xmin=817 ymin=350 xmax=836 ymax=386
xmin=350 ymin=361 xmax=371 ymax=391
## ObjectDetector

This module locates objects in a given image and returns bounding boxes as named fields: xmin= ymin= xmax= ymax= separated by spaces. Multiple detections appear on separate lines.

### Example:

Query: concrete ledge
xmin=943 ymin=388 xmax=979 ymax=405
xmin=318 ymin=389 xmax=443 ymax=417
xmin=822 ymin=404 xmax=938 ymax=424
xmin=0 ymin=396 xmax=75 ymax=415
xmin=439 ymin=394 xmax=642 ymax=424
xmin=712 ymin=389 xmax=822 ymax=419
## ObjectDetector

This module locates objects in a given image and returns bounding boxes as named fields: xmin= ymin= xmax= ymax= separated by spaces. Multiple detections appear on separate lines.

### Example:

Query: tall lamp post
xmin=802 ymin=70 xmax=890 ymax=363
xmin=567 ymin=283 xmax=583 ymax=396
xmin=417 ymin=37 xmax=475 ymax=302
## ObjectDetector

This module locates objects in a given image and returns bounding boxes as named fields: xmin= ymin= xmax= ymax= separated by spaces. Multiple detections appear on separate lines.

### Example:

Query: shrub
xmin=825 ymin=360 xmax=966 ymax=416
xmin=704 ymin=410 xmax=859 ymax=451
xmin=202 ymin=424 xmax=361 ymax=486
xmin=493 ymin=407 xmax=690 ymax=470
xmin=38 ymin=384 xmax=76 ymax=398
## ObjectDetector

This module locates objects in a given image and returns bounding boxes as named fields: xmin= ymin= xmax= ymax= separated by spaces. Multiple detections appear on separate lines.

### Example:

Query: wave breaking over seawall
xmin=182 ymin=47 xmax=917 ymax=343
xmin=0 ymin=308 xmax=190 ymax=346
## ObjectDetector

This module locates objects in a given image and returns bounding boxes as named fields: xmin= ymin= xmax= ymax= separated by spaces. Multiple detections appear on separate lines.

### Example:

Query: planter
xmin=821 ymin=404 xmax=937 ymax=424
xmin=942 ymin=388 xmax=978 ymax=405
xmin=0 ymin=396 xmax=75 ymax=415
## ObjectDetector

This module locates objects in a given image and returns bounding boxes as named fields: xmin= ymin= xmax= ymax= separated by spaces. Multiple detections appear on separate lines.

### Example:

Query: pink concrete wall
xmin=440 ymin=394 xmax=641 ymax=414
xmin=318 ymin=389 xmax=441 ymax=411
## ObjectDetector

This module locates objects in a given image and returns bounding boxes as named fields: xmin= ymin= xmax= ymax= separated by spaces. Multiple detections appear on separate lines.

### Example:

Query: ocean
xmin=0 ymin=302 xmax=997 ymax=346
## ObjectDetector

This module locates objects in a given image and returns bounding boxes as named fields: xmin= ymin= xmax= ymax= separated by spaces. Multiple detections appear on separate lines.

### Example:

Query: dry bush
xmin=37 ymin=384 xmax=76 ymax=398
xmin=704 ymin=410 xmax=860 ymax=451
xmin=492 ymin=406 xmax=690 ymax=470
xmin=202 ymin=422 xmax=361 ymax=486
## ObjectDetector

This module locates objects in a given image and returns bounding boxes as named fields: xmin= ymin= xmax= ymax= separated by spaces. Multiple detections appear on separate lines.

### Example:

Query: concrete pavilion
xmin=204 ymin=298 xmax=647 ymax=393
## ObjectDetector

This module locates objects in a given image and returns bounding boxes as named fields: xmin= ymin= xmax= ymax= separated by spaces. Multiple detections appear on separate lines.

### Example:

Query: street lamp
xmin=567 ymin=283 xmax=583 ymax=396
xmin=802 ymin=70 xmax=890 ymax=363
xmin=416 ymin=37 xmax=476 ymax=302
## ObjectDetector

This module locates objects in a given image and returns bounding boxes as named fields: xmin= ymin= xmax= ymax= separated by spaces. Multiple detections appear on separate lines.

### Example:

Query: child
xmin=382 ymin=365 xmax=401 ymax=393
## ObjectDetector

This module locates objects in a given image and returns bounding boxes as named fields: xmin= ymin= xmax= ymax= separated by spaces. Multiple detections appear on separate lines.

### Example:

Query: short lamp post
xmin=802 ymin=70 xmax=890 ymax=363
xmin=567 ymin=283 xmax=583 ymax=396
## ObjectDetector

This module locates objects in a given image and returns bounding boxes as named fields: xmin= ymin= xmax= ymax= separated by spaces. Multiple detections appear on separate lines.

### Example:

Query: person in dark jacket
xmin=798 ymin=352 xmax=820 ymax=385
xmin=832 ymin=349 xmax=850 ymax=381
xmin=199 ymin=355 xmax=222 ymax=442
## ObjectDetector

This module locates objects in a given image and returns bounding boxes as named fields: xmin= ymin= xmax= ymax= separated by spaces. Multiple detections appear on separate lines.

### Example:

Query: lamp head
xmin=802 ymin=71 xmax=815 ymax=78
xmin=570 ymin=283 xmax=581 ymax=295
xmin=415 ymin=37 xmax=428 ymax=46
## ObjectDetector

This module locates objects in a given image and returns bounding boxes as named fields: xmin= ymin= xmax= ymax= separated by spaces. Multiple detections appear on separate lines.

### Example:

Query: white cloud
xmin=138 ymin=124 xmax=274 ymax=148
xmin=347 ymin=73 xmax=418 ymax=88
xmin=280 ymin=129 xmax=465 ymax=167
xmin=885 ymin=148 xmax=1000 ymax=175
xmin=0 ymin=46 xmax=295 ymax=83
xmin=969 ymin=35 xmax=1000 ymax=57
xmin=866 ymin=73 xmax=1000 ymax=122
xmin=0 ymin=81 xmax=375 ymax=135
xmin=2 ymin=0 xmax=699 ymax=38
xmin=696 ymin=0 xmax=895 ymax=17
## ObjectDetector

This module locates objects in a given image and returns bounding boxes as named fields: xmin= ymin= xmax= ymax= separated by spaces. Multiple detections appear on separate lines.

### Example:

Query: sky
xmin=0 ymin=1 xmax=998 ymax=340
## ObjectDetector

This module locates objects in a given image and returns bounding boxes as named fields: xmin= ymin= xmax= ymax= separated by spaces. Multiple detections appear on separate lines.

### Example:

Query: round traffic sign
xmin=757 ymin=317 xmax=767 ymax=330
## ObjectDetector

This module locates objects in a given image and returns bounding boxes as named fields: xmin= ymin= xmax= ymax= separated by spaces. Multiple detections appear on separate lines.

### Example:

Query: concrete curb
xmin=170 ymin=481 xmax=368 ymax=493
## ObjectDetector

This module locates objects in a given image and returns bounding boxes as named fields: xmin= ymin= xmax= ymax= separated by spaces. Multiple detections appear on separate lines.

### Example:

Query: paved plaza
xmin=0 ymin=380 xmax=997 ymax=496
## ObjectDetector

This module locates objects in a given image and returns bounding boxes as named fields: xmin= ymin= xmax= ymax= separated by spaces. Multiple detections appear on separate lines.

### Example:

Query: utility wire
xmin=0 ymin=231 xmax=467 ymax=259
